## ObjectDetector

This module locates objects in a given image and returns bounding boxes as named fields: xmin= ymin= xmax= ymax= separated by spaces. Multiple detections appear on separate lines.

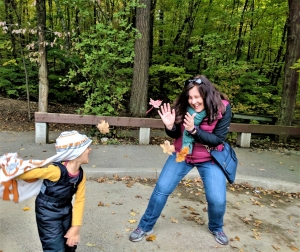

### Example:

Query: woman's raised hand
xmin=158 ymin=103 xmax=175 ymax=130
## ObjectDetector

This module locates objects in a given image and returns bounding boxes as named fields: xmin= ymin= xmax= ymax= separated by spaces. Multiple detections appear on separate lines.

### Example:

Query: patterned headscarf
xmin=0 ymin=131 xmax=92 ymax=202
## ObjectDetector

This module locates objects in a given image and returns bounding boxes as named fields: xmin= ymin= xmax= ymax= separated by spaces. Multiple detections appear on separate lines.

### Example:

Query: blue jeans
xmin=138 ymin=154 xmax=227 ymax=232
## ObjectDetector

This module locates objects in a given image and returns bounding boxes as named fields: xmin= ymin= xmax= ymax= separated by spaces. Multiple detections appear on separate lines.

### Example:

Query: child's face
xmin=78 ymin=146 xmax=92 ymax=164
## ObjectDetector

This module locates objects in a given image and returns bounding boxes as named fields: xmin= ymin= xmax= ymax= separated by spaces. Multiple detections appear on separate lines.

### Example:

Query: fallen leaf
xmin=234 ymin=236 xmax=240 ymax=241
xmin=128 ymin=219 xmax=137 ymax=224
xmin=242 ymin=217 xmax=252 ymax=224
xmin=97 ymin=177 xmax=107 ymax=183
xmin=170 ymin=217 xmax=178 ymax=223
xmin=86 ymin=243 xmax=96 ymax=247
xmin=287 ymin=245 xmax=299 ymax=251
xmin=160 ymin=140 xmax=175 ymax=155
xmin=97 ymin=120 xmax=110 ymax=134
xmin=272 ymin=245 xmax=280 ymax=250
xmin=146 ymin=234 xmax=156 ymax=241
xmin=22 ymin=206 xmax=30 ymax=211
xmin=98 ymin=201 xmax=104 ymax=206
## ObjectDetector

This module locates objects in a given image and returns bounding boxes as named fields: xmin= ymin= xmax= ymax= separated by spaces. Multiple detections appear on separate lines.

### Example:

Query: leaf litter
xmin=90 ymin=175 xmax=300 ymax=250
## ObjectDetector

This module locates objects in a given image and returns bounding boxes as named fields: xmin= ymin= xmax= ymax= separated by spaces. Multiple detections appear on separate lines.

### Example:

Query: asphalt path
xmin=0 ymin=131 xmax=300 ymax=252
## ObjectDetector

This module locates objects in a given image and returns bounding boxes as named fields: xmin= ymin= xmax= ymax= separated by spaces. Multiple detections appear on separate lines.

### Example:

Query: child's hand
xmin=64 ymin=226 xmax=80 ymax=247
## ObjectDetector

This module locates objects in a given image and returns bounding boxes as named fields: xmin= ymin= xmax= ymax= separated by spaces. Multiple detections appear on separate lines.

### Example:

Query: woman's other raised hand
xmin=158 ymin=103 xmax=175 ymax=130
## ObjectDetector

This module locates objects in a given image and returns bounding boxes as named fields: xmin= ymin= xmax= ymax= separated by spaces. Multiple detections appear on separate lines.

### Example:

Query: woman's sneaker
xmin=208 ymin=228 xmax=229 ymax=245
xmin=129 ymin=227 xmax=154 ymax=242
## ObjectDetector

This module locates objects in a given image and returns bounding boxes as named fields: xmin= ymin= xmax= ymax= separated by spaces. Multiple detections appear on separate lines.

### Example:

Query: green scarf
xmin=182 ymin=107 xmax=207 ymax=154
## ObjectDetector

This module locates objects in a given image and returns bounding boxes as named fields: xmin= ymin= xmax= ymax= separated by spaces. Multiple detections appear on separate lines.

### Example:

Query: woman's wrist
xmin=166 ymin=124 xmax=175 ymax=130
xmin=187 ymin=127 xmax=196 ymax=134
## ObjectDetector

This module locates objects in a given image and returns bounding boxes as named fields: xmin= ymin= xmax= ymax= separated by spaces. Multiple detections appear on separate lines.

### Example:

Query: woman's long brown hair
xmin=173 ymin=75 xmax=229 ymax=125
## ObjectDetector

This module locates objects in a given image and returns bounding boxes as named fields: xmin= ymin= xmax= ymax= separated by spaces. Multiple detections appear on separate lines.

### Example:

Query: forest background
xmin=0 ymin=0 xmax=299 ymax=127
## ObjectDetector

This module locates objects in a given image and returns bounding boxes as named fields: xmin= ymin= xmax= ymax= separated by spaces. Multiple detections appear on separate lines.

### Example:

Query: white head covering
xmin=0 ymin=131 xmax=92 ymax=202
xmin=0 ymin=130 xmax=92 ymax=183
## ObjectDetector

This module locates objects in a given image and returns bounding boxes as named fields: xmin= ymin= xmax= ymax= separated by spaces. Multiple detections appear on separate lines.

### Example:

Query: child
xmin=0 ymin=130 xmax=92 ymax=251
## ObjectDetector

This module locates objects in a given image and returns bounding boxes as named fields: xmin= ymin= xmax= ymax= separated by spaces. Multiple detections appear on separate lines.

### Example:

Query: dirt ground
xmin=0 ymin=96 xmax=91 ymax=132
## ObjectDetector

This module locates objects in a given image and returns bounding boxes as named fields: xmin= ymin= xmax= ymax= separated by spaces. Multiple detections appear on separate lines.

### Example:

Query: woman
xmin=129 ymin=75 xmax=232 ymax=245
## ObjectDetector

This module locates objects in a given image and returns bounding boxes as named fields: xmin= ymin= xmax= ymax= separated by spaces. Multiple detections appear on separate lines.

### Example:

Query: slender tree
xmin=278 ymin=0 xmax=300 ymax=128
xmin=36 ymin=0 xmax=48 ymax=112
xmin=129 ymin=0 xmax=151 ymax=116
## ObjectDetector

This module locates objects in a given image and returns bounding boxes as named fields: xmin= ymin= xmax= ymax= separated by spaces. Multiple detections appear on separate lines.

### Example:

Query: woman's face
xmin=188 ymin=86 xmax=204 ymax=112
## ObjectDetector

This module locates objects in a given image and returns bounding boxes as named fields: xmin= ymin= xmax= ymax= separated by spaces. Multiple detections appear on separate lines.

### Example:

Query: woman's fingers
xmin=160 ymin=103 xmax=171 ymax=115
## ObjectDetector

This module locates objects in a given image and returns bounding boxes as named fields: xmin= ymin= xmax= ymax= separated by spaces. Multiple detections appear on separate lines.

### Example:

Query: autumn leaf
xmin=176 ymin=147 xmax=189 ymax=162
xmin=170 ymin=217 xmax=178 ymax=223
xmin=160 ymin=140 xmax=175 ymax=155
xmin=146 ymin=234 xmax=156 ymax=241
xmin=86 ymin=243 xmax=97 ymax=247
xmin=180 ymin=205 xmax=195 ymax=211
xmin=149 ymin=98 xmax=162 ymax=108
xmin=128 ymin=219 xmax=137 ymax=224
xmin=287 ymin=245 xmax=299 ymax=251
xmin=146 ymin=98 xmax=163 ymax=114
xmin=22 ymin=206 xmax=30 ymax=211
xmin=97 ymin=120 xmax=110 ymax=134
xmin=272 ymin=245 xmax=280 ymax=250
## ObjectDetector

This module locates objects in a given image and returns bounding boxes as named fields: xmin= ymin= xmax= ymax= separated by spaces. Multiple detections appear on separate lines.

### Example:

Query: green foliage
xmin=0 ymin=58 xmax=38 ymax=99
xmin=202 ymin=62 xmax=280 ymax=116
xmin=64 ymin=9 xmax=137 ymax=115
xmin=0 ymin=0 xmax=295 ymax=120
xmin=291 ymin=59 xmax=300 ymax=72
xmin=149 ymin=64 xmax=190 ymax=102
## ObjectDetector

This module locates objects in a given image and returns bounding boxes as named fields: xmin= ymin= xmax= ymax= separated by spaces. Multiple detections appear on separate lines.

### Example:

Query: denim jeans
xmin=138 ymin=154 xmax=227 ymax=232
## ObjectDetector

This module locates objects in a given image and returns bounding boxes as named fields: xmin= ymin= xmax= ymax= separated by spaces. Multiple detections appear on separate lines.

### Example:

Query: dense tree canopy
xmin=0 ymin=0 xmax=299 ymax=125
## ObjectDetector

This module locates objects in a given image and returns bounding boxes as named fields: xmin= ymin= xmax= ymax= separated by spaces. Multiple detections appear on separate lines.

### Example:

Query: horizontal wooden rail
xmin=232 ymin=113 xmax=276 ymax=123
xmin=35 ymin=112 xmax=165 ymax=128
xmin=35 ymin=112 xmax=300 ymax=135
xmin=34 ymin=112 xmax=300 ymax=147
xmin=229 ymin=123 xmax=300 ymax=135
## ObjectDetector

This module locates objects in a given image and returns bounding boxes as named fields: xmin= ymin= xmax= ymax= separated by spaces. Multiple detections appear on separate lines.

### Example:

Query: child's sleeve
xmin=16 ymin=164 xmax=61 ymax=182
xmin=72 ymin=173 xmax=86 ymax=226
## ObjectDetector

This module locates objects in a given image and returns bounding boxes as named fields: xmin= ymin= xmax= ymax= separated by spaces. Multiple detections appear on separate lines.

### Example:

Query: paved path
xmin=0 ymin=131 xmax=299 ymax=192
xmin=0 ymin=131 xmax=299 ymax=252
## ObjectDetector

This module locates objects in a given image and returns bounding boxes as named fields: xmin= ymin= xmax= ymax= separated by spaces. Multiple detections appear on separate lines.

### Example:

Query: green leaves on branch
xmin=64 ymin=10 xmax=138 ymax=115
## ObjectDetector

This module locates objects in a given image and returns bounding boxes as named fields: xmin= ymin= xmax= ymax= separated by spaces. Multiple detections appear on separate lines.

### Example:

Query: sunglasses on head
xmin=184 ymin=78 xmax=202 ymax=87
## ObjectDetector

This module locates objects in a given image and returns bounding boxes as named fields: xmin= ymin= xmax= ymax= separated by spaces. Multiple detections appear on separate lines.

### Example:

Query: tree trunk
xmin=129 ymin=0 xmax=151 ymax=117
xmin=54 ymin=0 xmax=69 ymax=50
xmin=278 ymin=0 xmax=300 ymax=128
xmin=235 ymin=0 xmax=249 ymax=61
xmin=149 ymin=0 xmax=156 ymax=65
xmin=19 ymin=34 xmax=31 ymax=120
xmin=36 ymin=0 xmax=49 ymax=112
